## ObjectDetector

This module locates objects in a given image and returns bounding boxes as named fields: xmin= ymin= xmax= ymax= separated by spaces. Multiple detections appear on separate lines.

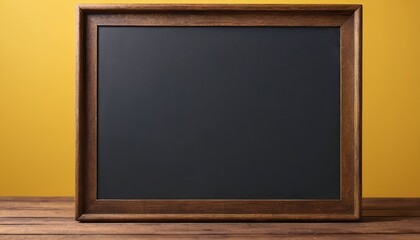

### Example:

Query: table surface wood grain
xmin=1 ymin=197 xmax=420 ymax=239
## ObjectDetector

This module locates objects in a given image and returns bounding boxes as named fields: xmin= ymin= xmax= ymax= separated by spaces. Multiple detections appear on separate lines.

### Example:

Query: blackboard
xmin=97 ymin=26 xmax=341 ymax=199
xmin=76 ymin=4 xmax=361 ymax=221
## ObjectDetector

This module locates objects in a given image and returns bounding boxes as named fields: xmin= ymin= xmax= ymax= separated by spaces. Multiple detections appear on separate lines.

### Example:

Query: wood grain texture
xmin=77 ymin=4 xmax=361 ymax=12
xmin=1 ymin=198 xmax=420 ymax=239
xmin=363 ymin=198 xmax=420 ymax=217
xmin=86 ymin=13 xmax=349 ymax=26
xmin=2 ymin=235 xmax=420 ymax=240
xmin=75 ymin=4 xmax=84 ymax=221
xmin=76 ymin=4 xmax=362 ymax=221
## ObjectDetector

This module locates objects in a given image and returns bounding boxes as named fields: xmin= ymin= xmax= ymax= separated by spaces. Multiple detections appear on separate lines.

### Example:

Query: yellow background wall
xmin=1 ymin=0 xmax=419 ymax=197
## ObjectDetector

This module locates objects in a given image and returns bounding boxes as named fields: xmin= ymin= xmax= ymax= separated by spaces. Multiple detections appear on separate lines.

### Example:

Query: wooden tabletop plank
xmin=0 ymin=197 xmax=73 ymax=202
xmin=1 ymin=234 xmax=420 ymax=240
xmin=0 ymin=201 xmax=74 ymax=209
xmin=0 ymin=197 xmax=420 ymax=239
xmin=1 ymin=217 xmax=420 ymax=235
xmin=363 ymin=198 xmax=420 ymax=210
xmin=2 ymin=197 xmax=420 ymax=217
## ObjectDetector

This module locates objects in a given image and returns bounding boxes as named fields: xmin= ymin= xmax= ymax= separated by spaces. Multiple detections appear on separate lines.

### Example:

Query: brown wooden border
xmin=76 ymin=4 xmax=362 ymax=222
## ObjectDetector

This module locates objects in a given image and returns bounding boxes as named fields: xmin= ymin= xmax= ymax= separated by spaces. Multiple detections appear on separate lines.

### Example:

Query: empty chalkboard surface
xmin=97 ymin=26 xmax=340 ymax=199
xmin=76 ymin=4 xmax=362 ymax=221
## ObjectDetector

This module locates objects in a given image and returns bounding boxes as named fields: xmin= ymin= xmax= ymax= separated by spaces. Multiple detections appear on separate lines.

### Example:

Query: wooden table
xmin=1 ymin=197 xmax=420 ymax=239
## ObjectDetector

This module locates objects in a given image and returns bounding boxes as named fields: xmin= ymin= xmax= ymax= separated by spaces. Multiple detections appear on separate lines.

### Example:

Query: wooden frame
xmin=76 ymin=4 xmax=362 ymax=222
